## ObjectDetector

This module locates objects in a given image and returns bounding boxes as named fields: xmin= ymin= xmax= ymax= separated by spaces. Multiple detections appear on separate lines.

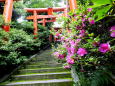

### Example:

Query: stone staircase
xmin=1 ymin=49 xmax=73 ymax=86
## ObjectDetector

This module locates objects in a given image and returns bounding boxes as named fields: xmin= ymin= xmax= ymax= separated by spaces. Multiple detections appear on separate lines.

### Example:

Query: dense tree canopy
xmin=24 ymin=0 xmax=62 ymax=8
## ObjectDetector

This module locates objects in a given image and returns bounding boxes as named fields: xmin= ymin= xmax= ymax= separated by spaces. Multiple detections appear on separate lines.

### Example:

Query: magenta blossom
xmin=65 ymin=38 xmax=71 ymax=42
xmin=70 ymin=40 xmax=77 ymax=48
xmin=84 ymin=15 xmax=87 ymax=18
xmin=82 ymin=22 xmax=86 ymax=27
xmin=61 ymin=36 xmax=65 ymax=41
xmin=80 ymin=30 xmax=86 ymax=34
xmin=66 ymin=58 xmax=74 ymax=64
xmin=82 ymin=18 xmax=85 ymax=22
xmin=64 ymin=65 xmax=71 ymax=69
xmin=99 ymin=43 xmax=110 ymax=53
xmin=55 ymin=33 xmax=60 ymax=38
xmin=110 ymin=25 xmax=115 ymax=31
xmin=71 ymin=47 xmax=77 ymax=54
xmin=79 ymin=30 xmax=86 ymax=37
xmin=110 ymin=25 xmax=115 ymax=37
xmin=87 ymin=8 xmax=92 ymax=12
xmin=89 ymin=20 xmax=95 ymax=24
xmin=76 ymin=26 xmax=82 ymax=30
xmin=77 ymin=48 xmax=87 ymax=56
xmin=70 ymin=40 xmax=75 ymax=45
xmin=53 ymin=52 xmax=59 ymax=57
xmin=110 ymin=32 xmax=115 ymax=37
xmin=58 ymin=54 xmax=65 ymax=59
xmin=88 ymin=18 xmax=95 ymax=24
xmin=76 ymin=39 xmax=81 ymax=43
xmin=67 ymin=47 xmax=71 ymax=54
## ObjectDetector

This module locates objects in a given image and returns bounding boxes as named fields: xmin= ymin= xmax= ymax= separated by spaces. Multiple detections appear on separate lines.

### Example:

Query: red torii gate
xmin=0 ymin=0 xmax=20 ymax=32
xmin=25 ymin=7 xmax=66 ymax=37
xmin=0 ymin=0 xmax=77 ymax=32
xmin=25 ymin=0 xmax=77 ymax=40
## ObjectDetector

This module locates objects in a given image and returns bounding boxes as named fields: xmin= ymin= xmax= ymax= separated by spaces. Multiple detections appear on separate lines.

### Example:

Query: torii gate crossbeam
xmin=25 ymin=7 xmax=66 ymax=39
xmin=25 ymin=0 xmax=77 ymax=40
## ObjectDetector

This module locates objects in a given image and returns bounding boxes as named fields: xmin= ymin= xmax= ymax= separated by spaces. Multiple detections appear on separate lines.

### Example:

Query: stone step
xmin=5 ymin=78 xmax=73 ymax=86
xmin=1 ymin=49 xmax=73 ymax=86
xmin=25 ymin=64 xmax=62 ymax=69
xmin=30 ymin=58 xmax=55 ymax=62
xmin=19 ymin=67 xmax=68 ymax=74
xmin=13 ymin=72 xmax=71 ymax=81
xmin=28 ymin=61 xmax=58 ymax=65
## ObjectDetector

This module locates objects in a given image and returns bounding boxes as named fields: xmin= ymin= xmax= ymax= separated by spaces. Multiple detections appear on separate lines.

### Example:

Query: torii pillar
xmin=68 ymin=0 xmax=77 ymax=12
xmin=33 ymin=10 xmax=38 ymax=39
xmin=3 ymin=0 xmax=14 ymax=32
xmin=48 ymin=8 xmax=53 ymax=42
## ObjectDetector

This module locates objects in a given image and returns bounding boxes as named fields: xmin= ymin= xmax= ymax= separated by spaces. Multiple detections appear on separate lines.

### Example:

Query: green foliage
xmin=74 ymin=69 xmax=114 ymax=86
xmin=0 ymin=28 xmax=42 ymax=65
xmin=89 ymin=0 xmax=115 ymax=21
xmin=13 ymin=1 xmax=26 ymax=16
xmin=11 ymin=21 xmax=34 ymax=34
xmin=12 ymin=1 xmax=26 ymax=21
xmin=0 ymin=15 xmax=4 ymax=26
xmin=38 ymin=24 xmax=50 ymax=45
xmin=51 ymin=1 xmax=115 ymax=86
xmin=24 ymin=0 xmax=62 ymax=8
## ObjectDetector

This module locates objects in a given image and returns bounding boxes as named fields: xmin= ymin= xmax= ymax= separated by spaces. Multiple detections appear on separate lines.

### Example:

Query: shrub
xmin=51 ymin=1 xmax=115 ymax=85
xmin=0 ymin=28 xmax=42 ymax=65
xmin=0 ymin=15 xmax=4 ymax=26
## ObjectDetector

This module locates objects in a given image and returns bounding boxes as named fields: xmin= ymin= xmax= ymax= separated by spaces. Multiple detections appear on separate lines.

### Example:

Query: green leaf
xmin=94 ymin=5 xmax=112 ymax=21
xmin=91 ymin=0 xmax=112 ymax=6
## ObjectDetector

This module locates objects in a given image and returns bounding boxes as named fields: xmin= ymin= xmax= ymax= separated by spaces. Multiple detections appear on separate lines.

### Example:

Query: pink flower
xmin=76 ymin=26 xmax=82 ymax=30
xmin=55 ymin=33 xmax=60 ymax=38
xmin=67 ymin=47 xmax=71 ymax=54
xmin=99 ymin=43 xmax=110 ymax=53
xmin=71 ymin=47 xmax=76 ymax=54
xmin=70 ymin=40 xmax=77 ymax=47
xmin=79 ymin=30 xmax=86 ymax=37
xmin=53 ymin=52 xmax=59 ymax=57
xmin=82 ymin=18 xmax=85 ymax=22
xmin=77 ymin=48 xmax=87 ymax=56
xmin=82 ymin=22 xmax=86 ymax=27
xmin=58 ymin=54 xmax=65 ymax=59
xmin=110 ymin=32 xmax=115 ymax=37
xmin=110 ymin=25 xmax=115 ymax=31
xmin=80 ymin=30 xmax=86 ymax=34
xmin=73 ymin=14 xmax=77 ymax=17
xmin=89 ymin=20 xmax=95 ymax=24
xmin=76 ymin=39 xmax=81 ymax=43
xmin=110 ymin=25 xmax=115 ymax=37
xmin=65 ymin=38 xmax=70 ymax=42
xmin=87 ymin=8 xmax=92 ymax=12
xmin=61 ymin=36 xmax=65 ymax=41
xmin=66 ymin=58 xmax=74 ymax=64
xmin=88 ymin=18 xmax=95 ymax=24
xmin=84 ymin=15 xmax=87 ymax=18
xmin=70 ymin=40 xmax=75 ymax=45
xmin=64 ymin=65 xmax=71 ymax=69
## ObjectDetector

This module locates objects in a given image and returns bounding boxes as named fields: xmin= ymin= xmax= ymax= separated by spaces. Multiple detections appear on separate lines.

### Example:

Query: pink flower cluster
xmin=52 ymin=7 xmax=113 ymax=70
xmin=87 ymin=8 xmax=92 ymax=12
xmin=64 ymin=65 xmax=71 ymax=69
xmin=66 ymin=57 xmax=74 ymax=64
xmin=53 ymin=52 xmax=65 ymax=59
